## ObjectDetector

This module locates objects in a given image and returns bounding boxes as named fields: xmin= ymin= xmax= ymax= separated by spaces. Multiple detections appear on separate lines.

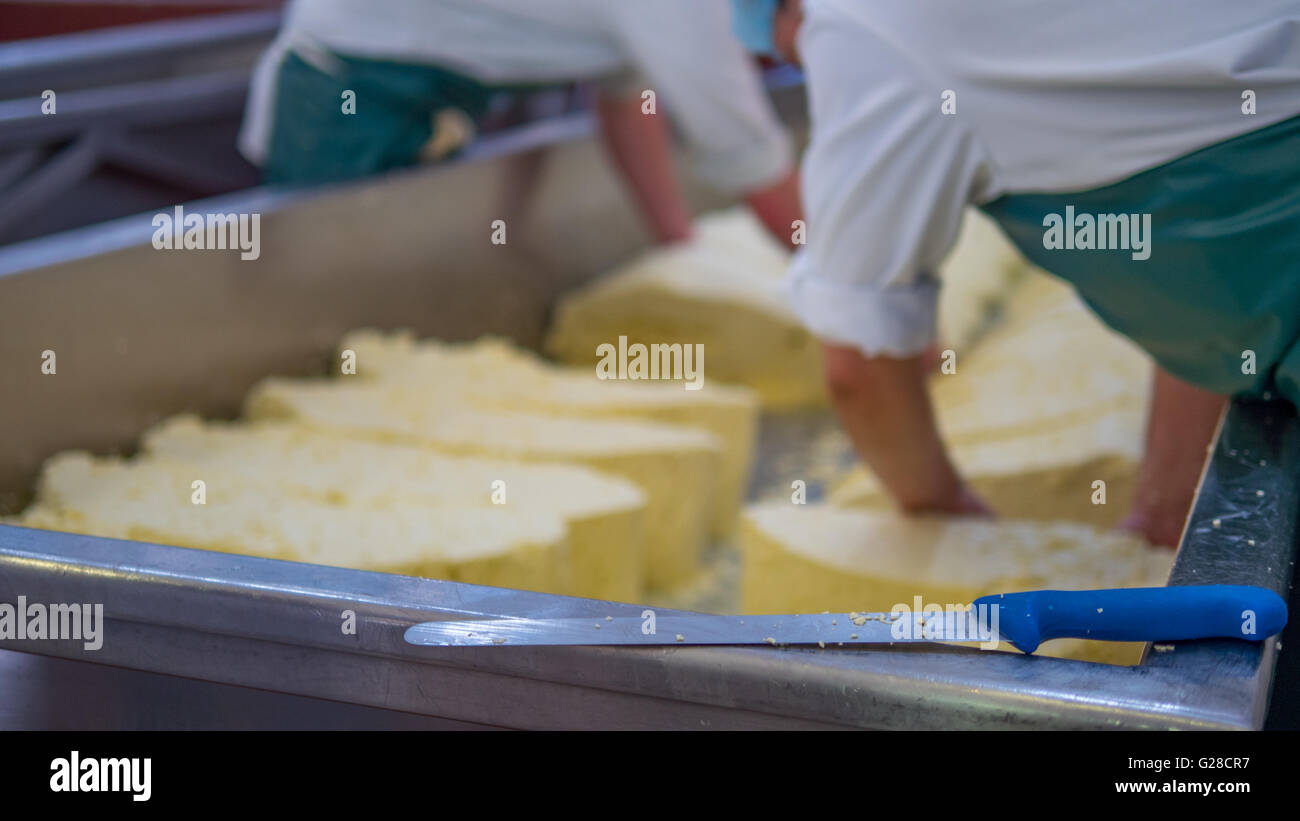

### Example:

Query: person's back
xmin=782 ymin=0 xmax=1300 ymax=548
xmin=278 ymin=0 xmax=655 ymax=85
xmin=799 ymin=0 xmax=1300 ymax=199
xmin=239 ymin=0 xmax=802 ymax=245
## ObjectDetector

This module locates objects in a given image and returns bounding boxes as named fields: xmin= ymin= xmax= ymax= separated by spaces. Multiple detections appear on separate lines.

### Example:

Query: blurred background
xmin=0 ymin=0 xmax=623 ymax=245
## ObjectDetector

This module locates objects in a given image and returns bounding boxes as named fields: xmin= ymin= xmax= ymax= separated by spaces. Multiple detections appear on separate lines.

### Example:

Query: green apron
xmin=980 ymin=113 xmax=1300 ymax=408
xmin=264 ymin=50 xmax=529 ymax=185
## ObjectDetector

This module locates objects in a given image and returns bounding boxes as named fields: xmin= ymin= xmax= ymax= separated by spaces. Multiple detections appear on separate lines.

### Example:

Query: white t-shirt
xmin=239 ymin=0 xmax=792 ymax=193
xmin=789 ymin=0 xmax=1300 ymax=357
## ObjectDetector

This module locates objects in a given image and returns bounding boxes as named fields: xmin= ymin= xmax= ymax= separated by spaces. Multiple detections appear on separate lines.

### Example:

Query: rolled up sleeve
xmin=788 ymin=2 xmax=995 ymax=357
xmin=606 ymin=0 xmax=792 ymax=193
xmin=788 ymin=254 xmax=941 ymax=356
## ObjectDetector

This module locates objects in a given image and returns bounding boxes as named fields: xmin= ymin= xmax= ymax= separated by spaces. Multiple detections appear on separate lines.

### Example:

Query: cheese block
xmin=830 ymin=406 xmax=1143 ymax=527
xmin=740 ymin=503 xmax=1174 ymax=665
xmin=245 ymin=378 xmax=722 ymax=588
xmin=20 ymin=452 xmax=573 ymax=594
xmin=932 ymin=273 xmax=1152 ymax=446
xmin=337 ymin=330 xmax=758 ymax=539
xmin=140 ymin=415 xmax=648 ymax=601
xmin=543 ymin=207 xmax=1027 ymax=409
xmin=544 ymin=222 xmax=825 ymax=409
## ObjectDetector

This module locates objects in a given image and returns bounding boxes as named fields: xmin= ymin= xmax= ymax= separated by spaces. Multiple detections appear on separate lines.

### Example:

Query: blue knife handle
xmin=973 ymin=585 xmax=1288 ymax=654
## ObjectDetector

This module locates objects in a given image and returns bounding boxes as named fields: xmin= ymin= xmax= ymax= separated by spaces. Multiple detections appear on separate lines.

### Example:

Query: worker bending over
xmin=239 ymin=0 xmax=802 ymax=246
xmin=748 ymin=0 xmax=1300 ymax=546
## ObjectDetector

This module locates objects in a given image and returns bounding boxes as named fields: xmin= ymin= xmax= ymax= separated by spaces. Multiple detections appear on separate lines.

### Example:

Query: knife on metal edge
xmin=403 ymin=585 xmax=1288 ymax=654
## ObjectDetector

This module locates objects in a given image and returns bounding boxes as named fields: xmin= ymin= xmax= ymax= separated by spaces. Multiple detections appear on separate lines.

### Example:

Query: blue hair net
xmin=729 ymin=0 xmax=779 ymax=55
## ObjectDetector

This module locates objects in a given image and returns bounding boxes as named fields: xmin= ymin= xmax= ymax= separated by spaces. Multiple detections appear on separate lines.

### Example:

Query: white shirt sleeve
xmin=787 ymin=3 xmax=996 ymax=357
xmin=603 ymin=0 xmax=792 ymax=193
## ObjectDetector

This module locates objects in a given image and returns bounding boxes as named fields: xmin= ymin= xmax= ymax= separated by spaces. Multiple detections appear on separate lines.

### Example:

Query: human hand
xmin=942 ymin=484 xmax=996 ymax=518
xmin=900 ymin=481 xmax=995 ymax=518
xmin=1118 ymin=509 xmax=1183 ymax=549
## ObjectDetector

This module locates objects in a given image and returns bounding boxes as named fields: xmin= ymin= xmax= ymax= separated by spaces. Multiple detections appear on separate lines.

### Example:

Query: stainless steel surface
xmin=0 ymin=12 xmax=279 ymax=245
xmin=0 ymin=10 xmax=280 ymax=100
xmin=0 ymin=83 xmax=1294 ymax=728
xmin=0 ymin=649 xmax=491 ymax=730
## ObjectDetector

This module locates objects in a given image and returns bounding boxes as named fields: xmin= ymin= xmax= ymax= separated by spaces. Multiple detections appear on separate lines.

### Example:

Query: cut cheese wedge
xmin=338 ymin=330 xmax=758 ymax=540
xmin=20 ymin=452 xmax=573 ymax=594
xmin=245 ymin=378 xmax=721 ymax=588
xmin=932 ymin=273 xmax=1152 ymax=446
xmin=741 ymin=503 xmax=1174 ymax=665
xmin=544 ymin=233 xmax=824 ymax=409
xmin=140 ymin=415 xmax=647 ymax=601
xmin=544 ymin=207 xmax=1027 ymax=409
xmin=831 ymin=406 xmax=1143 ymax=528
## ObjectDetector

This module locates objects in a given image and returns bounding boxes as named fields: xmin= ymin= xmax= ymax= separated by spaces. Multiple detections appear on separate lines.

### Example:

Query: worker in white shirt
xmin=238 ymin=0 xmax=802 ymax=247
xmin=748 ymin=0 xmax=1300 ymax=547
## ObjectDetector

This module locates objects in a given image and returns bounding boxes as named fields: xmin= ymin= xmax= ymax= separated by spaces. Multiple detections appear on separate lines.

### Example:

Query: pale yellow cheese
xmin=544 ymin=235 xmax=825 ymax=409
xmin=935 ymin=208 xmax=1030 ymax=350
xmin=740 ymin=503 xmax=1174 ymax=665
xmin=245 ymin=378 xmax=722 ymax=588
xmin=932 ymin=273 xmax=1152 ymax=446
xmin=20 ymin=452 xmax=573 ymax=594
xmin=544 ymin=207 xmax=1027 ymax=409
xmin=140 ymin=415 xmax=648 ymax=601
xmin=830 ymin=406 xmax=1143 ymax=528
xmin=338 ymin=330 xmax=758 ymax=540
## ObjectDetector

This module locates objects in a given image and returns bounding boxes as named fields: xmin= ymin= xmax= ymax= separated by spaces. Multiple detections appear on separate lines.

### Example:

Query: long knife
xmin=404 ymin=585 xmax=1288 ymax=654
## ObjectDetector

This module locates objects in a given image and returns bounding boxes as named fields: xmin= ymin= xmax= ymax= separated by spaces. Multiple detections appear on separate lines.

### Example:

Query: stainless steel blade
xmin=404 ymin=610 xmax=997 ymax=647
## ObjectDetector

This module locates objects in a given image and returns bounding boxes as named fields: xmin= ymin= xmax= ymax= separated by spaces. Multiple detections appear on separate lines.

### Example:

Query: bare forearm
xmin=744 ymin=169 xmax=803 ymax=249
xmin=595 ymin=92 xmax=693 ymax=245
xmin=822 ymin=343 xmax=977 ymax=513
xmin=1125 ymin=367 xmax=1227 ymax=547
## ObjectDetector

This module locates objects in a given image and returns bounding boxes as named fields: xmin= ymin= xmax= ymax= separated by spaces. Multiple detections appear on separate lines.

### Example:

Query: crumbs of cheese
xmin=931 ymin=274 xmax=1152 ymax=447
xmin=140 ymin=415 xmax=647 ymax=602
xmin=20 ymin=452 xmax=572 ymax=594
xmin=338 ymin=329 xmax=758 ymax=540
xmin=245 ymin=377 xmax=721 ymax=588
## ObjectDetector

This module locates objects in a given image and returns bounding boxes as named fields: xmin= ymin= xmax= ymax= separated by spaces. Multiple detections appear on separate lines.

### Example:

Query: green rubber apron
xmin=980 ymin=113 xmax=1300 ymax=408
xmin=264 ymin=49 xmax=530 ymax=185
